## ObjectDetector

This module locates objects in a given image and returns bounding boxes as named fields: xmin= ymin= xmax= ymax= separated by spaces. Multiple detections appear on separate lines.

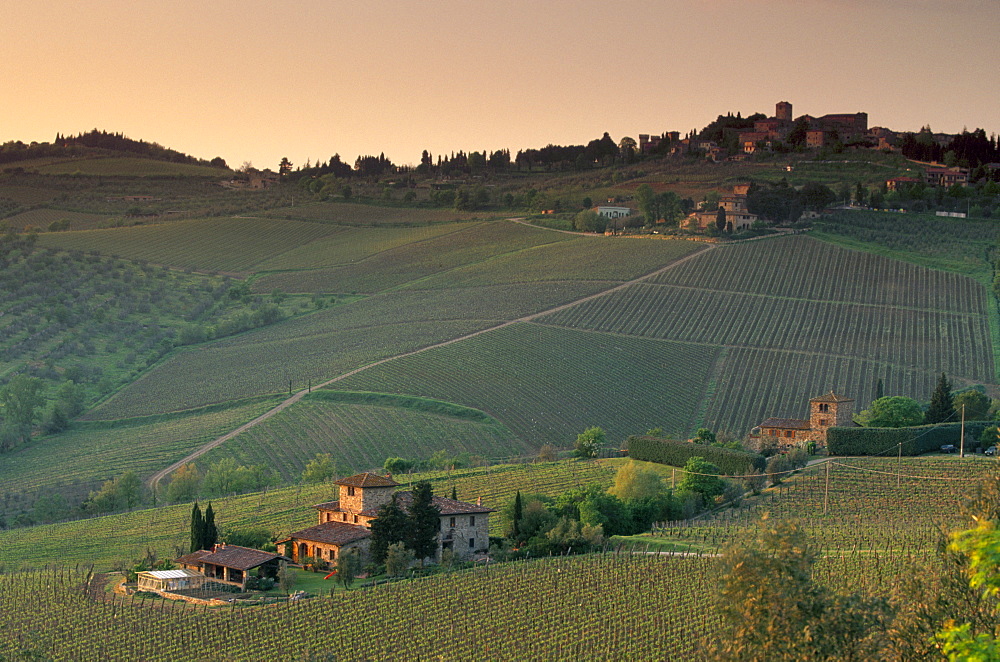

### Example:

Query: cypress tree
xmin=875 ymin=378 xmax=884 ymax=402
xmin=203 ymin=502 xmax=218 ymax=550
xmin=450 ymin=485 xmax=457 ymax=500
xmin=407 ymin=482 xmax=441 ymax=565
xmin=190 ymin=502 xmax=203 ymax=553
xmin=926 ymin=372 xmax=956 ymax=424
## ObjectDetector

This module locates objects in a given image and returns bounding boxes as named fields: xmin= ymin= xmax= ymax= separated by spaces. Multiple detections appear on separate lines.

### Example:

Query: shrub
xmin=827 ymin=421 xmax=993 ymax=456
xmin=626 ymin=435 xmax=766 ymax=475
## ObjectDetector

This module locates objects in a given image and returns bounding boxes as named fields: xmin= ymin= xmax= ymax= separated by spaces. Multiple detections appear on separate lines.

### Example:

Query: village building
xmin=750 ymin=391 xmax=855 ymax=450
xmin=277 ymin=472 xmax=493 ymax=566
xmin=686 ymin=185 xmax=758 ymax=232
xmin=595 ymin=205 xmax=633 ymax=220
xmin=924 ymin=166 xmax=969 ymax=187
xmin=174 ymin=544 xmax=288 ymax=590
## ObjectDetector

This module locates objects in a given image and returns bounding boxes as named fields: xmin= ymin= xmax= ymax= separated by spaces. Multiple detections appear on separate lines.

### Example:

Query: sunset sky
xmin=4 ymin=0 xmax=998 ymax=170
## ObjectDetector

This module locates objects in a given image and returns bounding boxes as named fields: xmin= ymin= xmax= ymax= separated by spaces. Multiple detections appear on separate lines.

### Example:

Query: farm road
xmin=146 ymin=237 xmax=717 ymax=489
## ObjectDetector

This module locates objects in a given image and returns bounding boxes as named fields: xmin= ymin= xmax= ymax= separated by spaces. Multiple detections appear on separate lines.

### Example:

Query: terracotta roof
xmin=281 ymin=522 xmax=371 ymax=547
xmin=174 ymin=550 xmax=212 ymax=566
xmin=360 ymin=492 xmax=494 ymax=518
xmin=312 ymin=500 xmax=340 ymax=511
xmin=759 ymin=417 xmax=812 ymax=430
xmin=810 ymin=391 xmax=854 ymax=404
xmin=335 ymin=472 xmax=399 ymax=488
xmin=193 ymin=545 xmax=287 ymax=571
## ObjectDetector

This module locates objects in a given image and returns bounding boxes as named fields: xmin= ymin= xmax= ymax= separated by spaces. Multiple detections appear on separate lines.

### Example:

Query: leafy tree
xmin=0 ymin=375 xmax=45 ymax=449
xmin=33 ymin=493 xmax=68 ymax=524
xmin=407 ymin=482 xmax=440 ymax=564
xmin=573 ymin=426 xmax=605 ymax=458
xmin=800 ymin=181 xmax=837 ymax=211
xmin=383 ymin=457 xmax=413 ymax=474
xmin=573 ymin=209 xmax=605 ymax=233
xmin=855 ymin=396 xmax=924 ymax=428
xmin=385 ymin=541 xmax=414 ymax=577
xmin=165 ymin=463 xmax=201 ymax=504
xmin=302 ymin=453 xmax=338 ymax=484
xmin=369 ymin=495 xmax=408 ymax=564
xmin=636 ymin=184 xmax=657 ymax=225
xmin=336 ymin=548 xmax=361 ymax=588
xmin=954 ymin=388 xmax=992 ymax=421
xmin=608 ymin=460 xmax=666 ymax=502
xmin=711 ymin=519 xmax=890 ymax=660
xmin=85 ymin=471 xmax=143 ymax=514
xmin=222 ymin=526 xmax=272 ymax=550
xmin=677 ymin=457 xmax=724 ymax=501
xmin=694 ymin=428 xmax=717 ymax=445
xmin=926 ymin=372 xmax=956 ymax=424
xmin=277 ymin=560 xmax=296 ymax=594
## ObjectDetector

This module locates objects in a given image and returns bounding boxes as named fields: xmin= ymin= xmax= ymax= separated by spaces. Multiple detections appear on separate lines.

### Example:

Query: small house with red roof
xmin=174 ymin=544 xmax=289 ymax=590
xmin=277 ymin=472 xmax=493 ymax=566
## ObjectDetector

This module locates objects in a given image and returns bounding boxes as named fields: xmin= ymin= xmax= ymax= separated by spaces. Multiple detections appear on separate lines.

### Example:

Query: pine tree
xmin=190 ymin=502 xmax=203 ymax=553
xmin=926 ymin=372 xmax=956 ymax=424
xmin=203 ymin=502 xmax=218 ymax=550
xmin=408 ymin=482 xmax=441 ymax=565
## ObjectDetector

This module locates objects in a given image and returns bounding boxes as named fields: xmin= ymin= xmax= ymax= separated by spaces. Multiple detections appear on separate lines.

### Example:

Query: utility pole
xmin=960 ymin=403 xmax=966 ymax=458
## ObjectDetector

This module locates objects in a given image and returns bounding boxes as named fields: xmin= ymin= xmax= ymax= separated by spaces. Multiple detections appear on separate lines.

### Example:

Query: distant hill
xmin=0 ymin=129 xmax=230 ymax=173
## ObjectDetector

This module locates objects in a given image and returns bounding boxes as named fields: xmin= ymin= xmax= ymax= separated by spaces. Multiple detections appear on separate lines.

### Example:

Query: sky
xmin=3 ymin=0 xmax=999 ymax=170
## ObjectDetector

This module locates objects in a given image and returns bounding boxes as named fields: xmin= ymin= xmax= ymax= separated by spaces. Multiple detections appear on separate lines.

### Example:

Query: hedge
xmin=625 ymin=435 xmax=767 ymax=475
xmin=827 ymin=421 xmax=994 ymax=456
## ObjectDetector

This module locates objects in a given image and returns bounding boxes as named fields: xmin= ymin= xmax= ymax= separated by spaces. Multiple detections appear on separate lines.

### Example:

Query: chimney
xmin=477 ymin=496 xmax=482 ymax=506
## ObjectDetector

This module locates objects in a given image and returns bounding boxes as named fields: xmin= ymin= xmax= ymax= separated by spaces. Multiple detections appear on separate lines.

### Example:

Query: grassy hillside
xmin=257 ymin=200 xmax=498 ymax=225
xmin=0 ymin=397 xmax=283 ymax=522
xmin=30 ymin=157 xmax=229 ymax=178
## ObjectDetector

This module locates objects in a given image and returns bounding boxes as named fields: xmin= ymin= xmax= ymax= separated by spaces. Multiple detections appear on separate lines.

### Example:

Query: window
xmin=342 ymin=513 xmax=347 ymax=521
xmin=329 ymin=549 xmax=336 ymax=560
xmin=353 ymin=515 xmax=358 ymax=523
xmin=819 ymin=403 xmax=829 ymax=413
xmin=449 ymin=517 xmax=456 ymax=528
xmin=785 ymin=430 xmax=794 ymax=438
xmin=470 ymin=516 xmax=475 ymax=526
xmin=469 ymin=538 xmax=475 ymax=549
xmin=819 ymin=419 xmax=828 ymax=426
xmin=347 ymin=486 xmax=355 ymax=496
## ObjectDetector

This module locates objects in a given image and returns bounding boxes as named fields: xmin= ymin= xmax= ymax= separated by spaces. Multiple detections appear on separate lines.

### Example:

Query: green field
xmin=334 ymin=322 xmax=719 ymax=446
xmin=194 ymin=393 xmax=528 ymax=481
xmin=37 ymin=217 xmax=343 ymax=274
xmin=258 ymin=200 xmax=498 ymax=225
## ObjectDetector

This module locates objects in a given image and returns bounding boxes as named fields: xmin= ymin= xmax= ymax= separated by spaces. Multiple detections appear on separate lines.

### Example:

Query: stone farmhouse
xmin=687 ymin=184 xmax=758 ymax=232
xmin=749 ymin=391 xmax=855 ymax=450
xmin=277 ymin=472 xmax=493 ymax=566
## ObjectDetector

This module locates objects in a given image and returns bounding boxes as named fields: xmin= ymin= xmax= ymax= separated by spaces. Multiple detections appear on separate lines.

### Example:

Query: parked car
xmin=940 ymin=444 xmax=958 ymax=454
xmin=986 ymin=446 xmax=997 ymax=456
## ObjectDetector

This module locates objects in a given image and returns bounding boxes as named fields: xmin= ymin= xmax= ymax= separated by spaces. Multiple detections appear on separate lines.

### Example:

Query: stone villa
xmin=277 ymin=472 xmax=493 ymax=565
xmin=750 ymin=391 xmax=855 ymax=450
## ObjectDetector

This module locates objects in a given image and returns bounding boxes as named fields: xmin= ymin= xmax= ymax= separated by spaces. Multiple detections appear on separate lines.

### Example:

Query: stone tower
xmin=809 ymin=391 xmax=854 ymax=443
xmin=776 ymin=101 xmax=792 ymax=123
xmin=335 ymin=472 xmax=399 ymax=514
